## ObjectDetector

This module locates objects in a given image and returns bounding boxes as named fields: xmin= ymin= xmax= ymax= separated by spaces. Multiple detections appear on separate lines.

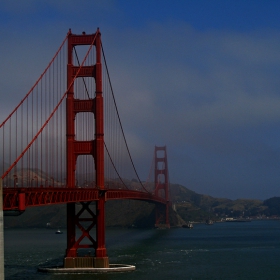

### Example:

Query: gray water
xmin=4 ymin=220 xmax=280 ymax=279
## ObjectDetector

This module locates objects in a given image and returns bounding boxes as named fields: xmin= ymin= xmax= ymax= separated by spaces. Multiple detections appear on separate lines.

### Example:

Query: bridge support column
xmin=64 ymin=199 xmax=109 ymax=268
xmin=95 ymin=196 xmax=109 ymax=267
xmin=65 ymin=203 xmax=76 ymax=258
xmin=155 ymin=204 xmax=170 ymax=229
xmin=0 ymin=179 xmax=4 ymax=279
xmin=154 ymin=146 xmax=170 ymax=228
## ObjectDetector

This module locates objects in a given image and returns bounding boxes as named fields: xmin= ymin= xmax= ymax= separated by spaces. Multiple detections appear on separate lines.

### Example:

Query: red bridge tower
xmin=154 ymin=146 xmax=170 ymax=228
xmin=64 ymin=29 xmax=108 ymax=268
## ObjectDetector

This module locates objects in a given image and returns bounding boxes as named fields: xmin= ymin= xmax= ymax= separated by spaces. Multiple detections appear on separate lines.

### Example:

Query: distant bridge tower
xmin=65 ymin=29 xmax=108 ymax=268
xmin=154 ymin=146 xmax=170 ymax=228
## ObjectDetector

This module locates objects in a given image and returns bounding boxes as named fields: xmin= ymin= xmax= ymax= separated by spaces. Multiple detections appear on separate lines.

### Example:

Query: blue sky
xmin=1 ymin=0 xmax=280 ymax=199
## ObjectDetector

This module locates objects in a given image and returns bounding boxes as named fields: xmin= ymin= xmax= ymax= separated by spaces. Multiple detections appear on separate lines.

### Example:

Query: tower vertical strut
xmin=154 ymin=146 xmax=170 ymax=228
xmin=64 ymin=29 xmax=109 ymax=268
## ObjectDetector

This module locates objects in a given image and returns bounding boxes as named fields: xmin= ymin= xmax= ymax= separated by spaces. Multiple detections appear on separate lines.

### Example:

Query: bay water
xmin=4 ymin=220 xmax=280 ymax=279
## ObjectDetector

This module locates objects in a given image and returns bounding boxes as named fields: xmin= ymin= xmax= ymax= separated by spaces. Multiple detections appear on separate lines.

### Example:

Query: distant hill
xmin=263 ymin=197 xmax=280 ymax=216
xmin=169 ymin=184 xmax=267 ymax=222
xmin=3 ymin=183 xmax=278 ymax=229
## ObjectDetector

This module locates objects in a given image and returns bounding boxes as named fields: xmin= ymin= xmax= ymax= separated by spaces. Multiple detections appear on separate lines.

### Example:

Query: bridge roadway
xmin=3 ymin=187 xmax=168 ymax=211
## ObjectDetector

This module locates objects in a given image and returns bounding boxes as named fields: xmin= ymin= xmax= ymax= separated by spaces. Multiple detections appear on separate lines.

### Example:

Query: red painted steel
xmin=73 ymin=202 xmax=97 ymax=249
xmin=2 ymin=188 xmax=168 ymax=211
xmin=65 ymin=29 xmax=108 ymax=263
xmin=0 ymin=34 xmax=68 ymax=129
xmin=94 ymin=30 xmax=107 ymax=260
xmin=106 ymin=189 xmax=168 ymax=204
xmin=0 ymin=35 xmax=69 ymax=181
xmin=154 ymin=146 xmax=170 ymax=227
xmin=3 ymin=188 xmax=100 ymax=210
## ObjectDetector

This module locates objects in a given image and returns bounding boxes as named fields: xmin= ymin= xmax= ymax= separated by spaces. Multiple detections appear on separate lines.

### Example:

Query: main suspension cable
xmin=101 ymin=42 xmax=149 ymax=193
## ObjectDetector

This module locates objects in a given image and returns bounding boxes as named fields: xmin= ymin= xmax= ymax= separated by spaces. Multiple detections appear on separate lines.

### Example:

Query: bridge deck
xmin=3 ymin=187 xmax=168 ymax=211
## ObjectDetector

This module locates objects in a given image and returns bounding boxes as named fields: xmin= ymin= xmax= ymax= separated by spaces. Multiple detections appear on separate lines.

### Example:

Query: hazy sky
xmin=1 ymin=0 xmax=280 ymax=199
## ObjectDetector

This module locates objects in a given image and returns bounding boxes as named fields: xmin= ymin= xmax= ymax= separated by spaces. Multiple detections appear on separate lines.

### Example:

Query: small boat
xmin=55 ymin=229 xmax=63 ymax=234
xmin=206 ymin=219 xmax=214 ymax=225
xmin=183 ymin=222 xmax=194 ymax=229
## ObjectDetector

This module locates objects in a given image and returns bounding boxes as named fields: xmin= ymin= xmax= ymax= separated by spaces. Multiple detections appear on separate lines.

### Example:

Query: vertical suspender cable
xmin=101 ymin=43 xmax=149 ymax=193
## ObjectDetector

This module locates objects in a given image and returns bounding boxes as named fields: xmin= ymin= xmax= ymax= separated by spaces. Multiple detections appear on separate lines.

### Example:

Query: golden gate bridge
xmin=0 ymin=29 xmax=170 ymax=270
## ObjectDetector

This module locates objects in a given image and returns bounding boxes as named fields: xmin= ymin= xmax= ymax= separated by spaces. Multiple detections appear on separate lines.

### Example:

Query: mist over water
xmin=4 ymin=221 xmax=280 ymax=279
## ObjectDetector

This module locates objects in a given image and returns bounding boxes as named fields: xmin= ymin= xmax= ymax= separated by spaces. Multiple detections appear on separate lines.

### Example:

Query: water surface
xmin=4 ymin=220 xmax=280 ymax=279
